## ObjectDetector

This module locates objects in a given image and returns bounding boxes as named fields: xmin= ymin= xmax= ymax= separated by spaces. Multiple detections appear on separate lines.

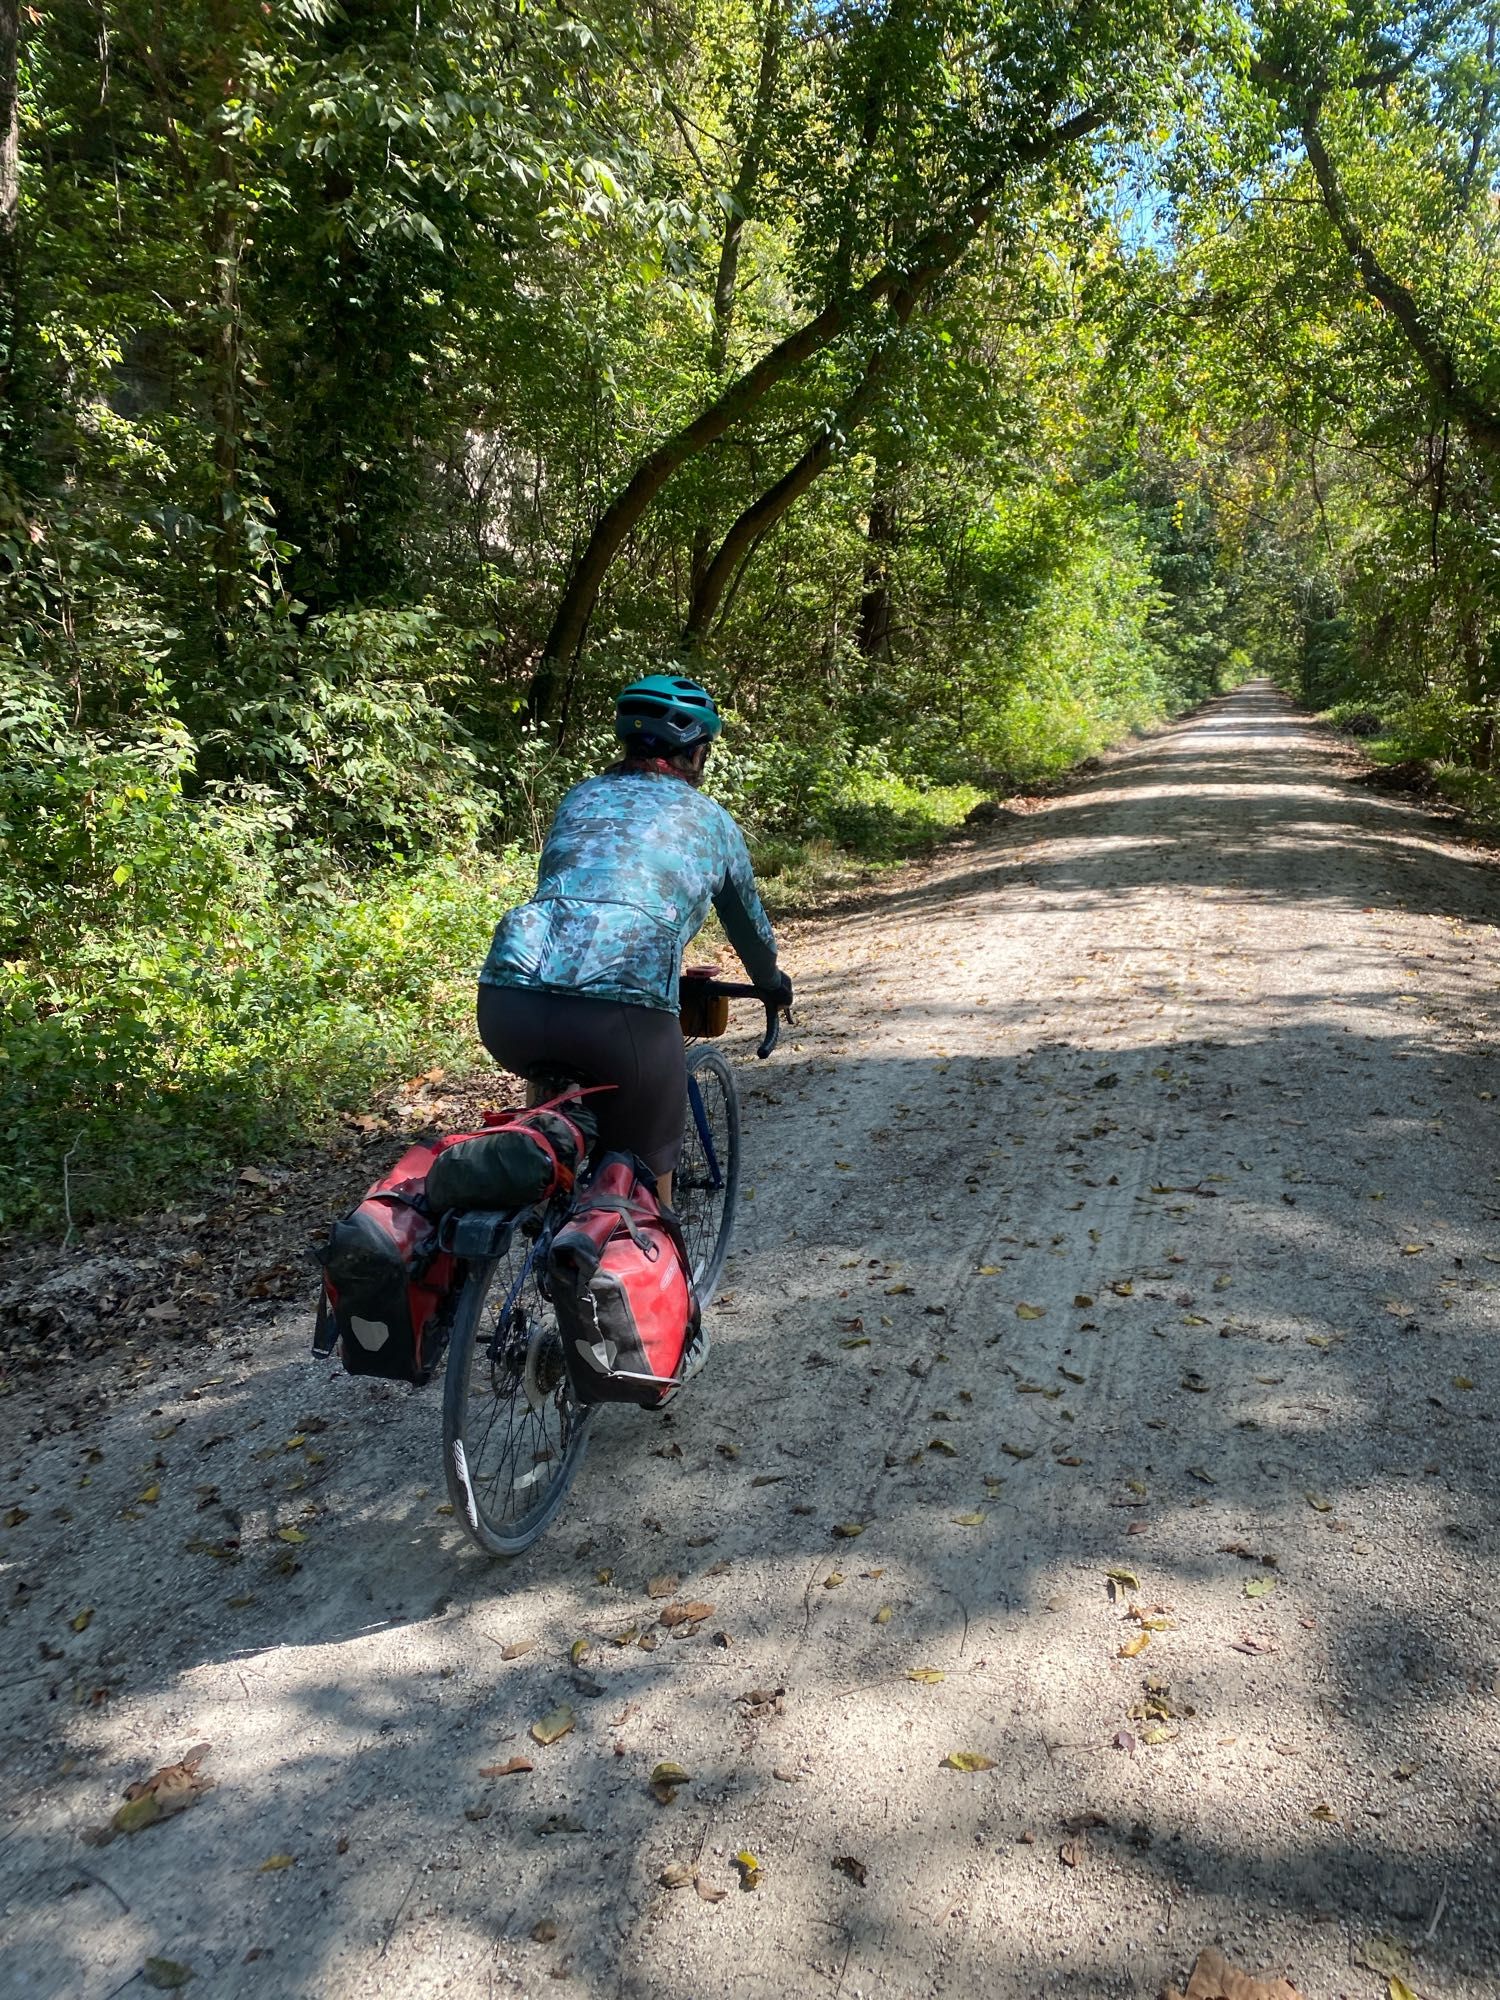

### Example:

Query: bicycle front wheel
xmin=442 ymin=1231 xmax=592 ymax=1557
xmin=674 ymin=1044 xmax=741 ymax=1304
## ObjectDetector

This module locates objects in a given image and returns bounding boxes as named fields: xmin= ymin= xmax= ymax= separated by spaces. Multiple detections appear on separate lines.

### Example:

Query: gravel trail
xmin=4 ymin=681 xmax=1499 ymax=2000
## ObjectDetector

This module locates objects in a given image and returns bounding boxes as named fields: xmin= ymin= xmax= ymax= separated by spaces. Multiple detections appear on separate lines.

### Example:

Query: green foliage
xmin=19 ymin=0 xmax=1484 ymax=1230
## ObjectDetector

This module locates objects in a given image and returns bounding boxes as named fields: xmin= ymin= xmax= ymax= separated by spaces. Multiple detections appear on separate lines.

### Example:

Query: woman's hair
xmin=617 ymin=732 xmax=709 ymax=782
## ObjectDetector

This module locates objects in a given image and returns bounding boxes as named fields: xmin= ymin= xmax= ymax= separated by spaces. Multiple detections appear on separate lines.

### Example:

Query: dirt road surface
xmin=4 ymin=682 xmax=1499 ymax=2000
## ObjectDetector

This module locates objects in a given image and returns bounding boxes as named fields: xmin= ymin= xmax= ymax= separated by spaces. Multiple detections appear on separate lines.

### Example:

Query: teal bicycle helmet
xmin=615 ymin=674 xmax=723 ymax=750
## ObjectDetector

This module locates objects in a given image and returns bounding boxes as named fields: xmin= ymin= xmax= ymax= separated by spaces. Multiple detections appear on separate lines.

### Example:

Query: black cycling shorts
xmin=475 ymin=984 xmax=687 ymax=1178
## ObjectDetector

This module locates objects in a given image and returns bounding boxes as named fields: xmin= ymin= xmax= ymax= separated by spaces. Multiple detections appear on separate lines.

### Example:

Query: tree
xmin=527 ymin=0 xmax=1197 ymax=720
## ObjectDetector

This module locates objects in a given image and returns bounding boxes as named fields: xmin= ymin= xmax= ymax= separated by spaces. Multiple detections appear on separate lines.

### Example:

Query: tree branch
xmin=1300 ymin=107 xmax=1500 ymax=456
xmin=527 ymin=94 xmax=1117 ymax=714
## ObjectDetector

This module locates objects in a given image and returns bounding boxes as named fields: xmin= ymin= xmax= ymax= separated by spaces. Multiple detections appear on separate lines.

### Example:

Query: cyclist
xmin=477 ymin=674 xmax=792 ymax=1200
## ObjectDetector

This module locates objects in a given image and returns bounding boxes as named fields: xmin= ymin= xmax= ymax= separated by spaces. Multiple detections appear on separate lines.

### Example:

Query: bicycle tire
xmin=442 ymin=1232 xmax=592 ymax=1557
xmin=675 ymin=1044 xmax=741 ymax=1305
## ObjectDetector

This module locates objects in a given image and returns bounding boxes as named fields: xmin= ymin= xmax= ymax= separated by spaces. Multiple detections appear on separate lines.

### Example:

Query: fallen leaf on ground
xmin=737 ymin=1686 xmax=785 ymax=1718
xmin=1105 ymin=1566 xmax=1141 ymax=1592
xmin=874 ymin=1603 xmax=894 ymax=1624
xmin=1001 ymin=1442 xmax=1035 ymax=1459
xmin=1245 ymin=1577 xmax=1277 ymax=1600
xmin=1119 ymin=1630 xmax=1151 ymax=1658
xmin=83 ymin=1744 xmax=214 ymax=1845
xmin=660 ymin=1863 xmax=694 ymax=1889
xmin=479 ymin=1757 xmax=533 ymax=1777
xmin=951 ymin=1511 xmax=984 ymax=1527
xmin=1386 ymin=1979 xmax=1423 ymax=2000
xmin=1114 ymin=1730 xmax=1137 ymax=1753
xmin=1110 ymin=1280 xmax=1134 ymax=1296
xmin=832 ymin=1855 xmax=867 ymax=1886
xmin=645 ymin=1573 xmax=678 ymax=1598
xmin=940 ymin=1750 xmax=995 ymax=1771
xmin=1357 ymin=1938 xmax=1412 ymax=1978
xmin=831 ymin=1522 xmax=866 ymax=1539
xmin=733 ymin=1850 xmax=761 ymax=1889
xmin=275 ymin=1527 xmax=307 ymax=1545
xmin=143 ymin=1961 xmax=194 ymax=1992
xmin=1129 ymin=1606 xmax=1174 ymax=1631
xmin=1305 ymin=1493 xmax=1332 ymax=1512
xmin=1230 ymin=1636 xmax=1275 ymax=1655
xmin=3 ymin=1507 xmax=28 ymax=1528
xmin=531 ymin=1920 xmax=559 ymax=1943
xmin=258 ymin=1853 xmax=296 ymax=1871
xmin=659 ymin=1600 xmax=715 ymax=1627
xmin=530 ymin=1706 xmax=576 ymax=1747
xmin=569 ymin=1639 xmax=589 ymax=1665
xmin=1309 ymin=1802 xmax=1339 ymax=1822
xmin=1160 ymin=1945 xmax=1307 ymax=2000
xmin=1059 ymin=1839 xmax=1083 ymax=1867
xmin=696 ymin=1875 xmax=728 ymax=1903
xmin=651 ymin=1762 xmax=691 ymax=1788
xmin=928 ymin=1437 xmax=959 ymax=1456
xmin=907 ymin=1667 xmax=945 ymax=1684
xmin=1016 ymin=1302 xmax=1046 ymax=1319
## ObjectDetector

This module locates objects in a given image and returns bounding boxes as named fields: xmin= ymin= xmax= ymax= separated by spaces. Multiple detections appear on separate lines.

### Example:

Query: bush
xmin=0 ymin=646 xmax=531 ymax=1227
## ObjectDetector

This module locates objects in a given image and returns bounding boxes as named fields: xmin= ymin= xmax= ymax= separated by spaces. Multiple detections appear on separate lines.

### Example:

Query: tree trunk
xmin=858 ymin=491 xmax=896 ymax=658
xmin=691 ymin=0 xmax=787 ymax=602
xmin=682 ymin=288 xmax=918 ymax=644
xmin=526 ymin=96 xmax=1114 ymax=718
xmin=205 ymin=0 xmax=247 ymax=641
xmin=1463 ymin=610 xmax=1494 ymax=770
xmin=0 ymin=0 xmax=21 ymax=444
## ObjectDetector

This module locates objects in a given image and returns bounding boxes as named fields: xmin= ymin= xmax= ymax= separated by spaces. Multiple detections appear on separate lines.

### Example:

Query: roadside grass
xmin=1320 ymin=700 xmax=1500 ymax=825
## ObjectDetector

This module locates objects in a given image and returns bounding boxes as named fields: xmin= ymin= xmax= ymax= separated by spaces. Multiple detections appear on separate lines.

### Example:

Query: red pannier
xmin=313 ymin=1095 xmax=596 ymax=1384
xmin=313 ymin=1138 xmax=456 ymax=1384
xmin=547 ymin=1154 xmax=698 ymax=1407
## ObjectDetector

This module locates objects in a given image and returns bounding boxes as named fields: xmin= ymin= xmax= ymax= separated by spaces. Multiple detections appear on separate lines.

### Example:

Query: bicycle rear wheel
xmin=674 ymin=1044 xmax=741 ymax=1304
xmin=442 ymin=1227 xmax=591 ymax=1556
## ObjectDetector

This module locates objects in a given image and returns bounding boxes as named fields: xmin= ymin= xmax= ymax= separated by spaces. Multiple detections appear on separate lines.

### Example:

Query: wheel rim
xmin=450 ymin=1242 xmax=588 ymax=1546
xmin=674 ymin=1050 xmax=737 ymax=1299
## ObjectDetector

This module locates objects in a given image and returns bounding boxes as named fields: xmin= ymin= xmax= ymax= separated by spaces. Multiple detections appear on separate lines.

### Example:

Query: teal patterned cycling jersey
xmin=480 ymin=768 xmax=779 ymax=1013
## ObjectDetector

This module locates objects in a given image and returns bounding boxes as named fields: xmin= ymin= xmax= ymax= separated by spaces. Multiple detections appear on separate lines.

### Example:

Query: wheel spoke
xmin=443 ymin=1232 xmax=592 ymax=1552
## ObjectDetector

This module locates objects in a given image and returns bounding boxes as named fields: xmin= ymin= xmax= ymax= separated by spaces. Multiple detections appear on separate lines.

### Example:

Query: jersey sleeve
xmin=711 ymin=809 xmax=779 ymax=990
